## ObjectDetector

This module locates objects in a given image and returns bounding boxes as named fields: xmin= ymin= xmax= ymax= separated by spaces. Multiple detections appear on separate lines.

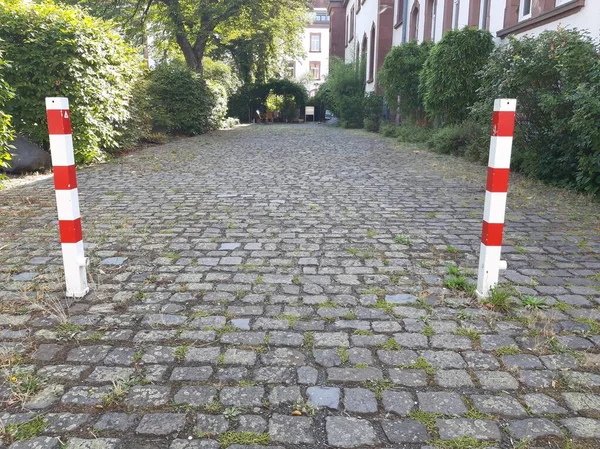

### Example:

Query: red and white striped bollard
xmin=46 ymin=97 xmax=89 ymax=298
xmin=476 ymin=98 xmax=517 ymax=298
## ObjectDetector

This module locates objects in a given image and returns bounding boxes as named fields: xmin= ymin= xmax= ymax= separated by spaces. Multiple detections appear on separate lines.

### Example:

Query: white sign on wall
xmin=305 ymin=106 xmax=315 ymax=116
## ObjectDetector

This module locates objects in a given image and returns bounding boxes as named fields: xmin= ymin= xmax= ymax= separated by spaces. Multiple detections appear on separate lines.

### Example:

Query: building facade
xmin=289 ymin=0 xmax=331 ymax=97
xmin=329 ymin=0 xmax=598 ymax=91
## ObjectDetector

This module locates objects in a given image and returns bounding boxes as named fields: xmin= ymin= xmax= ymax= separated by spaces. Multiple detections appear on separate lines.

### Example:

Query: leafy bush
xmin=318 ymin=57 xmax=365 ymax=128
xmin=148 ymin=62 xmax=217 ymax=135
xmin=428 ymin=120 xmax=487 ymax=158
xmin=363 ymin=93 xmax=383 ymax=132
xmin=396 ymin=122 xmax=431 ymax=143
xmin=420 ymin=28 xmax=494 ymax=125
xmin=378 ymin=41 xmax=431 ymax=120
xmin=0 ymin=44 xmax=13 ymax=172
xmin=474 ymin=29 xmax=600 ymax=194
xmin=379 ymin=121 xmax=398 ymax=138
xmin=0 ymin=0 xmax=144 ymax=164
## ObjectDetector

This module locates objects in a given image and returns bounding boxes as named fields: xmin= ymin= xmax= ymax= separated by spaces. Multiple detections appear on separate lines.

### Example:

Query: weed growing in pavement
xmin=400 ymin=357 xmax=436 ymax=375
xmin=373 ymin=300 xmax=396 ymax=316
xmin=337 ymin=347 xmax=349 ymax=365
xmin=219 ymin=432 xmax=270 ymax=447
xmin=378 ymin=337 xmax=402 ymax=351
xmin=302 ymin=332 xmax=314 ymax=349
xmin=520 ymin=296 xmax=548 ymax=310
xmin=222 ymin=406 xmax=244 ymax=421
xmin=422 ymin=325 xmax=435 ymax=337
xmin=455 ymin=327 xmax=481 ymax=343
xmin=204 ymin=400 xmax=223 ymax=414
xmin=353 ymin=329 xmax=373 ymax=336
xmin=3 ymin=415 xmax=47 ymax=443
xmin=101 ymin=379 xmax=132 ymax=406
xmin=5 ymin=372 xmax=45 ymax=406
xmin=292 ymin=400 xmax=317 ymax=416
xmin=408 ymin=410 xmax=440 ymax=432
xmin=427 ymin=436 xmax=494 ymax=448
xmin=174 ymin=345 xmax=189 ymax=362
xmin=394 ymin=235 xmax=411 ymax=245
xmin=443 ymin=265 xmax=476 ymax=296
xmin=366 ymin=229 xmax=377 ymax=239
xmin=365 ymin=378 xmax=395 ymax=399
xmin=494 ymin=345 xmax=520 ymax=356
xmin=480 ymin=286 xmax=514 ymax=312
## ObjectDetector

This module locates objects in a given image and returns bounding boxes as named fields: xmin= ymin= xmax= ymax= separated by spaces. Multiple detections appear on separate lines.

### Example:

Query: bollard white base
xmin=476 ymin=243 xmax=503 ymax=299
xmin=61 ymin=241 xmax=89 ymax=298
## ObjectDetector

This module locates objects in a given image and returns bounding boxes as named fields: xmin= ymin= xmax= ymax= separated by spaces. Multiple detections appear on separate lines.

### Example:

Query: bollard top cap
xmin=493 ymin=99 xmax=516 ymax=112
xmin=46 ymin=97 xmax=69 ymax=110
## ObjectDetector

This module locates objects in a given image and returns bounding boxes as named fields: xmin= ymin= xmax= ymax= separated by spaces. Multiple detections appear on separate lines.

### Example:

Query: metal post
xmin=476 ymin=99 xmax=517 ymax=298
xmin=46 ymin=97 xmax=89 ymax=298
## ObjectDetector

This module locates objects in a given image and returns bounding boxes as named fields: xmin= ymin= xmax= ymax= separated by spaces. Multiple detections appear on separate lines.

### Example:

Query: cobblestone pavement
xmin=1 ymin=124 xmax=599 ymax=449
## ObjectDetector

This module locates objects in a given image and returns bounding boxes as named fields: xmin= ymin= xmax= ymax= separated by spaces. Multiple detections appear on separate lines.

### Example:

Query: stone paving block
xmin=314 ymin=332 xmax=350 ymax=347
xmin=94 ymin=413 xmax=138 ymax=431
xmin=519 ymin=370 xmax=554 ymax=389
xmin=501 ymin=354 xmax=544 ymax=369
xmin=431 ymin=334 xmax=472 ymax=350
xmin=297 ymin=366 xmax=318 ymax=385
xmin=381 ymin=419 xmax=428 ymax=444
xmin=125 ymin=385 xmax=170 ymax=407
xmin=507 ymin=418 xmax=563 ymax=440
xmin=253 ymin=366 xmax=296 ymax=384
xmin=435 ymin=370 xmax=474 ymax=388
xmin=268 ymin=386 xmax=302 ymax=405
xmin=66 ymin=345 xmax=111 ymax=363
xmin=269 ymin=414 xmax=314 ymax=444
xmin=9 ymin=437 xmax=61 ymax=449
xmin=236 ymin=414 xmax=268 ymax=433
xmin=326 ymin=416 xmax=378 ymax=448
xmin=343 ymin=388 xmax=378 ymax=413
xmin=560 ymin=417 xmax=600 ymax=438
xmin=170 ymin=366 xmax=213 ymax=381
xmin=382 ymin=390 xmax=415 ymax=416
xmin=417 ymin=392 xmax=467 ymax=416
xmin=173 ymin=386 xmax=217 ymax=406
xmin=475 ymin=371 xmax=519 ymax=390
xmin=522 ymin=393 xmax=568 ymax=415
xmin=136 ymin=413 xmax=186 ymax=435
xmin=223 ymin=348 xmax=257 ymax=365
xmin=377 ymin=349 xmax=418 ymax=366
xmin=389 ymin=368 xmax=428 ymax=387
xmin=393 ymin=333 xmax=428 ymax=349
xmin=45 ymin=413 xmax=90 ymax=432
xmin=170 ymin=440 xmax=220 ymax=449
xmin=195 ymin=414 xmax=229 ymax=435
xmin=220 ymin=386 xmax=264 ymax=406
xmin=327 ymin=367 xmax=382 ymax=382
xmin=422 ymin=350 xmax=466 ymax=369
xmin=62 ymin=386 xmax=112 ymax=406
xmin=562 ymin=393 xmax=600 ymax=413
xmin=307 ymin=386 xmax=340 ymax=410
xmin=470 ymin=395 xmax=527 ymax=417
xmin=64 ymin=438 xmax=121 ymax=449
xmin=436 ymin=418 xmax=501 ymax=441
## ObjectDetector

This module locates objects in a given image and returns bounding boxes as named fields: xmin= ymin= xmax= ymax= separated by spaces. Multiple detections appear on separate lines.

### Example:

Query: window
xmin=410 ymin=4 xmax=420 ymax=40
xmin=425 ymin=0 xmax=437 ymax=41
xmin=286 ymin=62 xmax=295 ymax=78
xmin=396 ymin=0 xmax=405 ymax=25
xmin=479 ymin=0 xmax=490 ymax=29
xmin=310 ymin=33 xmax=321 ymax=52
xmin=310 ymin=61 xmax=321 ymax=80
xmin=350 ymin=7 xmax=355 ymax=41
xmin=368 ymin=25 xmax=375 ymax=82
xmin=519 ymin=0 xmax=532 ymax=20
xmin=452 ymin=0 xmax=459 ymax=29
xmin=315 ymin=12 xmax=329 ymax=22
xmin=555 ymin=0 xmax=572 ymax=5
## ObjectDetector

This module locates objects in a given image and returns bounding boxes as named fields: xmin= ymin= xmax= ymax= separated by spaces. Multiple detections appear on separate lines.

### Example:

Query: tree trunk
xmin=162 ymin=0 xmax=206 ymax=74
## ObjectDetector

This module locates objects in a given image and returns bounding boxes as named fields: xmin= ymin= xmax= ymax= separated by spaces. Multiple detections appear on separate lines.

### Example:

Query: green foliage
xmin=318 ymin=57 xmax=365 ymax=128
xmin=396 ymin=121 xmax=431 ymax=143
xmin=362 ymin=92 xmax=383 ymax=132
xmin=0 ymin=0 xmax=145 ymax=164
xmin=480 ymin=287 xmax=514 ymax=312
xmin=148 ymin=61 xmax=217 ymax=134
xmin=420 ymin=27 xmax=494 ymax=125
xmin=228 ymin=78 xmax=307 ymax=123
xmin=0 ymin=43 xmax=13 ymax=173
xmin=378 ymin=41 xmax=431 ymax=120
xmin=474 ymin=29 xmax=600 ymax=194
xmin=427 ymin=120 xmax=488 ymax=159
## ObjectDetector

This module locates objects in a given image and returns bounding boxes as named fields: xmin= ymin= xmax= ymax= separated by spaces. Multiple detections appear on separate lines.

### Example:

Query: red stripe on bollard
xmin=485 ymin=167 xmax=510 ymax=193
xmin=491 ymin=111 xmax=516 ymax=137
xmin=58 ymin=218 xmax=83 ymax=244
xmin=481 ymin=221 xmax=504 ymax=247
xmin=47 ymin=109 xmax=73 ymax=135
xmin=53 ymin=165 xmax=78 ymax=190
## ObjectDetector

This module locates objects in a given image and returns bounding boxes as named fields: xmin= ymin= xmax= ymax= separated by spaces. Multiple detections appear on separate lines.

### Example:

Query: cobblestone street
xmin=1 ymin=124 xmax=599 ymax=449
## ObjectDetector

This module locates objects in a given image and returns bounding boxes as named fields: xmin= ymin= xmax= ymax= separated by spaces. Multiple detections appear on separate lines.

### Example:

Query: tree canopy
xmin=63 ymin=0 xmax=311 ymax=82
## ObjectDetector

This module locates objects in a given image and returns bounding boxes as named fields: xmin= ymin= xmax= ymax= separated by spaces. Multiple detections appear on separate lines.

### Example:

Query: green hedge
xmin=148 ymin=62 xmax=217 ymax=135
xmin=363 ymin=93 xmax=383 ymax=132
xmin=378 ymin=41 xmax=431 ymax=120
xmin=319 ymin=57 xmax=365 ymax=128
xmin=474 ymin=29 xmax=600 ymax=194
xmin=420 ymin=28 xmax=494 ymax=125
xmin=0 ymin=44 xmax=13 ymax=171
xmin=0 ymin=0 xmax=144 ymax=164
